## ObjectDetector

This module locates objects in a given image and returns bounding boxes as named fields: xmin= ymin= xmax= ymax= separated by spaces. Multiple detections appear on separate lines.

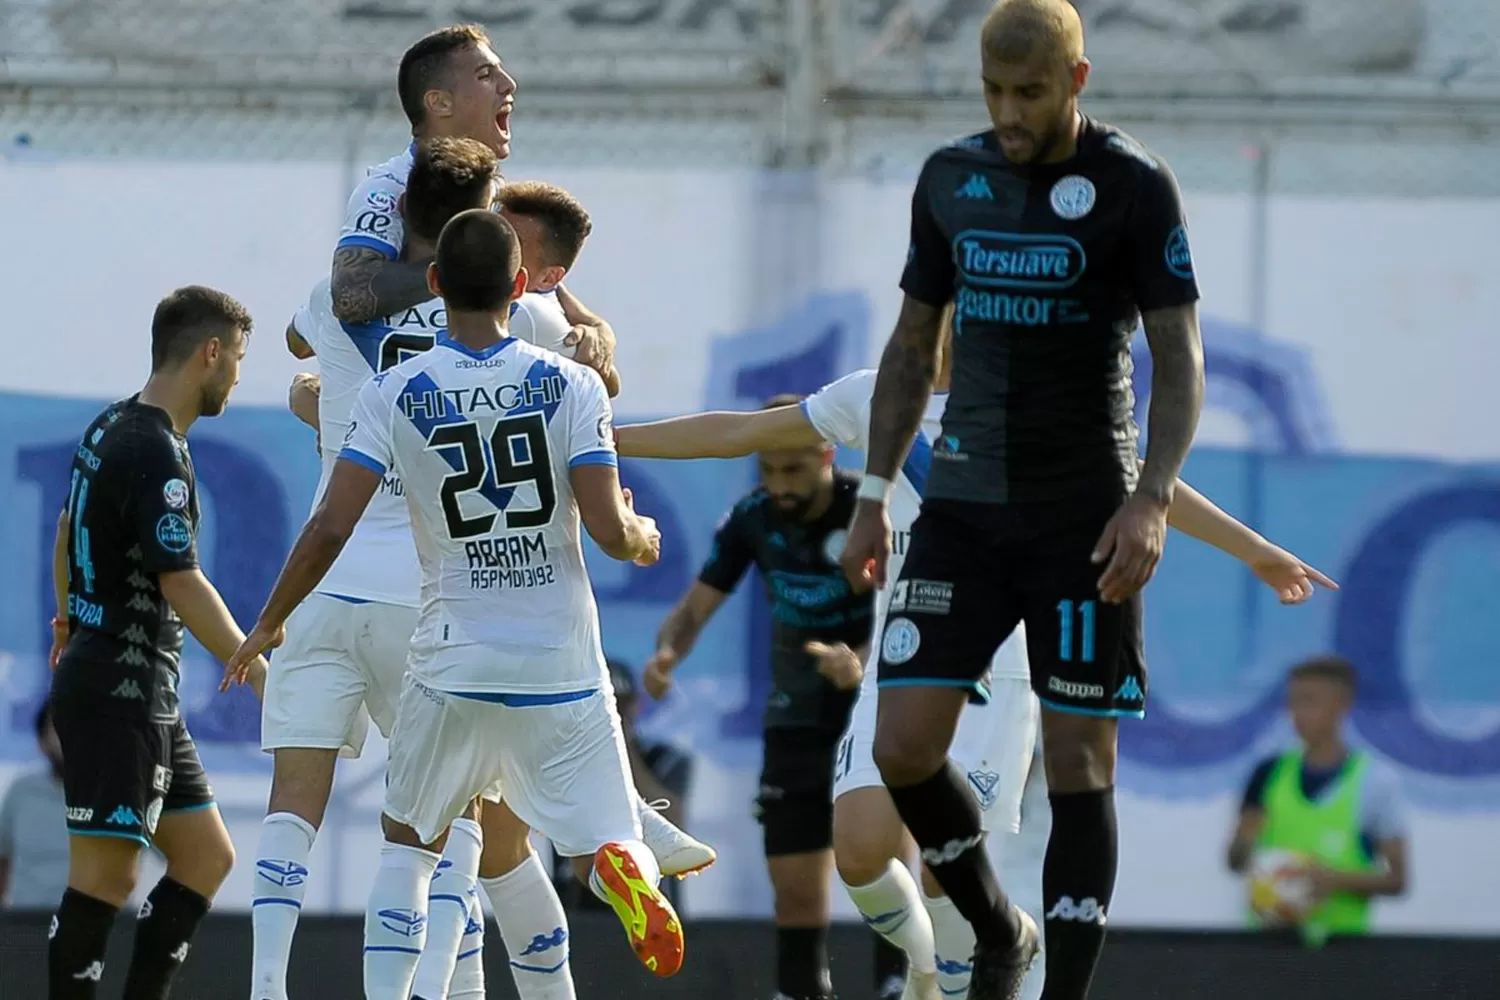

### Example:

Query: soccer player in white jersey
xmin=262 ymin=140 xmax=711 ymax=1000
xmin=329 ymin=24 xmax=618 ymax=391
xmin=614 ymin=306 xmax=1337 ymax=1000
xmin=231 ymin=210 xmax=685 ymax=1000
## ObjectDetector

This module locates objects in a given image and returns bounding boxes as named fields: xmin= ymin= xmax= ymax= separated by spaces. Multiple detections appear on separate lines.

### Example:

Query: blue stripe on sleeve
xmin=568 ymin=450 xmax=618 ymax=468
xmin=338 ymin=447 xmax=387 ymax=477
xmin=336 ymin=235 xmax=398 ymax=259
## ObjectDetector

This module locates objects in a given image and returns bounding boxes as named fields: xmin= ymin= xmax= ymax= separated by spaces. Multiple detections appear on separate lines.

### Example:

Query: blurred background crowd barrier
xmin=2 ymin=0 xmax=1499 ymax=936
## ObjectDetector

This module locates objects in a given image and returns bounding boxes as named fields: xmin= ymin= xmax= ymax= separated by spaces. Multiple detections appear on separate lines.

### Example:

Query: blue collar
xmin=436 ymin=334 xmax=518 ymax=361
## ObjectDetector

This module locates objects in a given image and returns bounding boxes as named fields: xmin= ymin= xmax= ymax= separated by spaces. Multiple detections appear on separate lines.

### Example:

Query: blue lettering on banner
xmin=5 ymin=298 xmax=1500 ymax=814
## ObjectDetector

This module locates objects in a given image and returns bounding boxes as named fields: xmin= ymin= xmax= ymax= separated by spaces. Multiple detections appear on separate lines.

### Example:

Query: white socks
xmin=447 ymin=892 xmax=487 ymax=1000
xmin=481 ymin=854 xmax=577 ymax=999
xmin=410 ymin=818 xmax=483 ymax=1000
xmin=250 ymin=811 xmax=317 ymax=1000
xmin=924 ymin=892 xmax=976 ymax=998
xmin=843 ymin=860 xmax=938 ymax=976
xmin=364 ymin=842 xmax=441 ymax=1000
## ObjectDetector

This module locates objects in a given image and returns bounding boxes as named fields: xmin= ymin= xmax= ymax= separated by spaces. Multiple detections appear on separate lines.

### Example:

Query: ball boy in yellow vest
xmin=1226 ymin=656 xmax=1409 ymax=945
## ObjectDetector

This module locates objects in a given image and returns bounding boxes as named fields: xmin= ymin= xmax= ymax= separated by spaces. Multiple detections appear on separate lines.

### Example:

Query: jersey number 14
xmin=425 ymin=414 xmax=556 ymax=539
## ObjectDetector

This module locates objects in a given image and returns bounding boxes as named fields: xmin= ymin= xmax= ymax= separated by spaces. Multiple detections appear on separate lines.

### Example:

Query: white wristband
xmin=857 ymin=474 xmax=893 ymax=505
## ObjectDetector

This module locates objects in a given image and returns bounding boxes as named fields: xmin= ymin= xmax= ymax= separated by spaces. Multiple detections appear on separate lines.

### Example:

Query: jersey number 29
xmin=426 ymin=415 xmax=557 ymax=539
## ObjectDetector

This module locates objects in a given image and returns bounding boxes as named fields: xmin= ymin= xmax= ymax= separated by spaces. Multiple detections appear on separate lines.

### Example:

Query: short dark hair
xmin=1288 ymin=654 xmax=1358 ymax=694
xmin=405 ymin=137 xmax=499 ymax=242
xmin=435 ymin=209 xmax=522 ymax=313
xmin=762 ymin=393 xmax=804 ymax=410
xmin=151 ymin=285 xmax=253 ymax=371
xmin=35 ymin=699 xmax=53 ymax=738
xmin=398 ymin=24 xmax=491 ymax=127
xmin=497 ymin=181 xmax=593 ymax=271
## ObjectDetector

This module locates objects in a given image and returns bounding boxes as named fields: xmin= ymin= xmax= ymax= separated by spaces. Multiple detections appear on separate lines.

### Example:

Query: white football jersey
xmin=341 ymin=335 xmax=617 ymax=695
xmin=293 ymin=279 xmax=437 ymax=606
xmin=337 ymin=145 xmax=414 ymax=261
xmin=802 ymin=370 xmax=1029 ymax=684
xmin=293 ymin=280 xmax=576 ymax=606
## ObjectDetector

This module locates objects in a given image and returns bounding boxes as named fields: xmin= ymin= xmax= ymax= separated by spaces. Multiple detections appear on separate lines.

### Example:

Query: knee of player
xmin=833 ymin=807 xmax=901 ymax=886
xmin=479 ymin=834 xmax=535 ymax=880
xmin=872 ymin=731 xmax=943 ymax=787
xmin=197 ymin=834 xmax=237 ymax=887
xmin=771 ymin=876 xmax=828 ymax=921
xmin=1041 ymin=727 xmax=1115 ymax=789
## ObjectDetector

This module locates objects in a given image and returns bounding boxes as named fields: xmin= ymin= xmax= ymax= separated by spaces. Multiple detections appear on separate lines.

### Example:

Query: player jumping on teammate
xmin=231 ymin=210 xmax=684 ymax=1000
xmin=260 ymin=140 xmax=711 ymax=1000
xmin=841 ymin=3 xmax=1209 ymax=997
xmin=329 ymin=24 xmax=617 ymax=390
xmin=616 ymin=308 xmax=1335 ymax=1000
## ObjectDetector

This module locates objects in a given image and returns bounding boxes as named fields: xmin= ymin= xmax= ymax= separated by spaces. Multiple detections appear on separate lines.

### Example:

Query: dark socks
xmin=776 ymin=925 xmax=833 ymax=999
xmin=873 ymin=933 xmax=906 ymax=993
xmin=49 ymin=888 xmax=119 ymax=999
xmin=886 ymin=761 xmax=1022 ymax=949
xmin=121 ymin=877 xmax=211 ymax=1000
xmin=1040 ymin=788 xmax=1119 ymax=1000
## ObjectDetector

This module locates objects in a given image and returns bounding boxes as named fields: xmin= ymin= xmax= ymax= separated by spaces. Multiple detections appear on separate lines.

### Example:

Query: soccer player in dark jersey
xmin=840 ymin=2 xmax=1206 ymax=998
xmin=47 ymin=286 xmax=270 ymax=1000
xmin=644 ymin=396 xmax=884 ymax=1000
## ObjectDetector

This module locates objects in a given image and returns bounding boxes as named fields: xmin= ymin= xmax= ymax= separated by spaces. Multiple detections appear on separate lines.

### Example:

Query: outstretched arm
xmin=617 ymin=405 xmax=826 ymax=459
xmin=1163 ymin=478 xmax=1338 ymax=604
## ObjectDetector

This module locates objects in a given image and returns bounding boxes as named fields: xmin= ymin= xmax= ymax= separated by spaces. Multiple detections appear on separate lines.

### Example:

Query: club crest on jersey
xmin=822 ymin=529 xmax=848 ymax=567
xmin=881 ymin=617 xmax=921 ymax=665
xmin=161 ymin=478 xmax=189 ymax=510
xmin=1050 ymin=176 xmax=1095 ymax=220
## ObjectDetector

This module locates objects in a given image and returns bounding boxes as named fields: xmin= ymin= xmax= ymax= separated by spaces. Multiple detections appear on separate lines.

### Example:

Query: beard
xmin=772 ymin=494 xmax=816 ymax=521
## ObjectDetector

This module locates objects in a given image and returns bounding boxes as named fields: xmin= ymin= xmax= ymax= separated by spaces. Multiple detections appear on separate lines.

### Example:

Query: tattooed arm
xmin=329 ymin=247 xmax=435 ymax=325
xmin=864 ymin=294 xmax=947 ymax=480
xmin=1137 ymin=302 xmax=1206 ymax=506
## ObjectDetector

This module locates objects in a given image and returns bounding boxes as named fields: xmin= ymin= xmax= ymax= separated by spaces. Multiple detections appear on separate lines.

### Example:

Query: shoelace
xmin=642 ymin=797 xmax=672 ymax=812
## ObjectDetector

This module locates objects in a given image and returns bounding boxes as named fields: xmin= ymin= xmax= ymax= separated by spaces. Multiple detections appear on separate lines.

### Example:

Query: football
xmin=1247 ymin=848 xmax=1314 ymax=926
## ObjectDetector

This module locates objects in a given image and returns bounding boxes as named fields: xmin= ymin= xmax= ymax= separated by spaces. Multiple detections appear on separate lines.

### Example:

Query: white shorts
xmin=260 ymin=594 xmax=416 ymax=758
xmin=833 ymin=676 xmax=1040 ymax=835
xmin=383 ymin=675 xmax=642 ymax=854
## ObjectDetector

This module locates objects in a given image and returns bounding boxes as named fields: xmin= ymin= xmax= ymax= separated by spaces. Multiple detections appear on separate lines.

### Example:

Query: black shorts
xmin=754 ymin=727 xmax=839 ymax=857
xmin=877 ymin=497 xmax=1148 ymax=718
xmin=51 ymin=696 xmax=215 ymax=846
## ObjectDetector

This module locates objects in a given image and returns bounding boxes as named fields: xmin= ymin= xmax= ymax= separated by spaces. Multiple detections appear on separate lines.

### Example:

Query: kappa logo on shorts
xmin=1047 ymin=676 xmax=1105 ymax=700
xmin=1114 ymin=677 xmax=1145 ymax=702
xmin=881 ymin=617 xmax=921 ymax=665
xmin=106 ymin=805 xmax=141 ymax=827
